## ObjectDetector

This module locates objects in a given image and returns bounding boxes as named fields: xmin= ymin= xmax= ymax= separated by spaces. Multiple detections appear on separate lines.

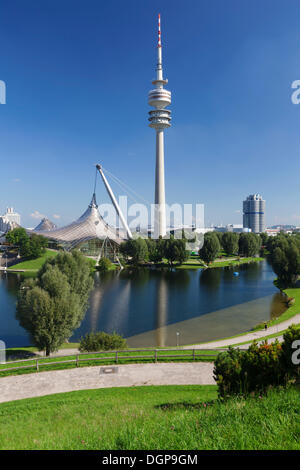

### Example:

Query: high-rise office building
xmin=243 ymin=194 xmax=265 ymax=233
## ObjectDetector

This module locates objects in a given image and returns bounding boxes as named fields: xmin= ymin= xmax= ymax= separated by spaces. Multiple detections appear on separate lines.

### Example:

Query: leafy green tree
xmin=6 ymin=228 xmax=47 ymax=259
xmin=260 ymin=232 xmax=269 ymax=246
xmin=222 ymin=232 xmax=239 ymax=255
xmin=199 ymin=232 xmax=220 ymax=264
xmin=28 ymin=234 xmax=48 ymax=258
xmin=97 ymin=257 xmax=112 ymax=272
xmin=131 ymin=238 xmax=148 ymax=264
xmin=119 ymin=238 xmax=148 ymax=264
xmin=214 ymin=231 xmax=224 ymax=249
xmin=145 ymin=238 xmax=162 ymax=263
xmin=238 ymin=233 xmax=261 ymax=257
xmin=17 ymin=251 xmax=94 ymax=355
xmin=39 ymin=250 xmax=94 ymax=311
xmin=163 ymin=237 xmax=189 ymax=266
xmin=270 ymin=242 xmax=300 ymax=286
xmin=5 ymin=227 xmax=28 ymax=246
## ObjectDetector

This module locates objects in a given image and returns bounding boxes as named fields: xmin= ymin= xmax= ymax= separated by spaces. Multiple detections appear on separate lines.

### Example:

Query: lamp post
xmin=176 ymin=331 xmax=180 ymax=348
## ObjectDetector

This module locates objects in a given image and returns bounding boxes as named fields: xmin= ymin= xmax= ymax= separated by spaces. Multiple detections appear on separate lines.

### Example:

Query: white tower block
xmin=148 ymin=14 xmax=171 ymax=238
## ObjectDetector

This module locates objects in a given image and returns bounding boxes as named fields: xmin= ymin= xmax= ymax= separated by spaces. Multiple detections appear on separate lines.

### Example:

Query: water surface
xmin=0 ymin=260 xmax=286 ymax=348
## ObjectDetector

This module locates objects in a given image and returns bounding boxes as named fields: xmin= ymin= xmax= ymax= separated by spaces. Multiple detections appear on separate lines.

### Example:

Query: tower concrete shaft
xmin=148 ymin=14 xmax=171 ymax=238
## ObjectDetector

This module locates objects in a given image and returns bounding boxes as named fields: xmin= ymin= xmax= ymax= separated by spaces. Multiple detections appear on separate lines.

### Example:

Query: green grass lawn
xmin=0 ymin=385 xmax=299 ymax=450
xmin=156 ymin=256 xmax=263 ymax=270
xmin=7 ymin=249 xmax=58 ymax=271
xmin=251 ymin=287 xmax=300 ymax=330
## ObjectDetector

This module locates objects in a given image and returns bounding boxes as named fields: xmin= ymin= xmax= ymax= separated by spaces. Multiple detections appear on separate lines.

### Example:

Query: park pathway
xmin=0 ymin=362 xmax=215 ymax=403
xmin=184 ymin=314 xmax=300 ymax=349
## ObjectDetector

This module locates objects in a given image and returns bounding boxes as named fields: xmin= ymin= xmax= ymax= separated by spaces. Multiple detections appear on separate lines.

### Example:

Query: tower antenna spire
xmin=158 ymin=13 xmax=161 ymax=47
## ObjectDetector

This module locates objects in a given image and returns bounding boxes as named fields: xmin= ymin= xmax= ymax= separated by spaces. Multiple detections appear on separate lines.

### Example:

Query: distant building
xmin=34 ymin=218 xmax=57 ymax=231
xmin=0 ymin=207 xmax=21 ymax=233
xmin=243 ymin=194 xmax=265 ymax=233
xmin=214 ymin=224 xmax=252 ymax=234
xmin=265 ymin=228 xmax=279 ymax=237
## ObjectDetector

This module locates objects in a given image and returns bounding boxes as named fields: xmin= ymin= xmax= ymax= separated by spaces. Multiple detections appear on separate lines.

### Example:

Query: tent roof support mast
xmin=96 ymin=164 xmax=133 ymax=240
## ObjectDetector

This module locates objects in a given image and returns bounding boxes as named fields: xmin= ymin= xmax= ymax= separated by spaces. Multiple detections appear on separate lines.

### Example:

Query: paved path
xmin=0 ymin=362 xmax=215 ymax=404
xmin=185 ymin=314 xmax=300 ymax=349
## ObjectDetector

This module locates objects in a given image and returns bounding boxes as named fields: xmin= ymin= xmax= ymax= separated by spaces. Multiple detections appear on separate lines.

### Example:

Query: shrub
xmin=242 ymin=340 xmax=283 ymax=392
xmin=213 ymin=347 xmax=245 ymax=397
xmin=79 ymin=331 xmax=127 ymax=352
xmin=281 ymin=325 xmax=300 ymax=381
xmin=97 ymin=257 xmax=112 ymax=272
xmin=214 ymin=341 xmax=284 ymax=397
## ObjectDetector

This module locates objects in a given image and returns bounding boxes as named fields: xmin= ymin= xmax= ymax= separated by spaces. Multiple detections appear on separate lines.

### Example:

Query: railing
xmin=0 ymin=348 xmax=226 ymax=374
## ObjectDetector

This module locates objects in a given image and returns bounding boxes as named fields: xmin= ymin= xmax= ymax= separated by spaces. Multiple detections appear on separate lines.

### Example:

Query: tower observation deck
xmin=148 ymin=14 xmax=171 ymax=238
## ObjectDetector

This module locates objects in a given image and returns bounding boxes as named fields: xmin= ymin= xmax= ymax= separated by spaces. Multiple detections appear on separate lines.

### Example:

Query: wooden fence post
xmin=76 ymin=355 xmax=79 ymax=367
xmin=193 ymin=349 xmax=195 ymax=361
xmin=155 ymin=350 xmax=157 ymax=363
xmin=36 ymin=359 xmax=39 ymax=372
xmin=116 ymin=351 xmax=118 ymax=364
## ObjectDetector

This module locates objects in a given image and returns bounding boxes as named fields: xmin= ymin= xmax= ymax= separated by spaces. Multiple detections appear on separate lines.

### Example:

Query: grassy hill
xmin=8 ymin=249 xmax=58 ymax=271
xmin=0 ymin=385 xmax=299 ymax=450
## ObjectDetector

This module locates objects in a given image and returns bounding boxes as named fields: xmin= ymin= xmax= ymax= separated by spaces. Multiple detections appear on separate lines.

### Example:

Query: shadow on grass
xmin=156 ymin=400 xmax=216 ymax=411
xmin=6 ymin=349 xmax=38 ymax=361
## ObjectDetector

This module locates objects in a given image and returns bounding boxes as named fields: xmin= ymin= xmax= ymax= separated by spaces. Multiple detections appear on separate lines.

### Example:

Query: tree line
xmin=199 ymin=231 xmax=263 ymax=265
xmin=120 ymin=236 xmax=189 ymax=266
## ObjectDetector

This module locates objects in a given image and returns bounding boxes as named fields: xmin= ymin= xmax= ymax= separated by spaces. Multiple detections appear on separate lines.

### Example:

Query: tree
xmin=222 ymin=232 xmax=239 ymax=255
xmin=131 ymin=238 xmax=148 ymax=264
xmin=269 ymin=240 xmax=300 ymax=286
xmin=260 ymin=232 xmax=268 ymax=246
xmin=271 ymin=247 xmax=289 ymax=284
xmin=28 ymin=234 xmax=48 ymax=258
xmin=238 ymin=233 xmax=261 ymax=257
xmin=16 ymin=251 xmax=94 ymax=355
xmin=145 ymin=238 xmax=162 ymax=263
xmin=6 ymin=228 xmax=47 ymax=259
xmin=199 ymin=233 xmax=220 ymax=264
xmin=39 ymin=250 xmax=94 ymax=312
xmin=214 ymin=231 xmax=224 ymax=249
xmin=163 ymin=237 xmax=189 ymax=266
xmin=119 ymin=238 xmax=148 ymax=265
xmin=97 ymin=257 xmax=112 ymax=272
xmin=6 ymin=227 xmax=28 ymax=246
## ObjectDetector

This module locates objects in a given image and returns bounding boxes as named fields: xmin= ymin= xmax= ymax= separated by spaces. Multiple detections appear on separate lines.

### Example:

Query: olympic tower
xmin=148 ymin=14 xmax=171 ymax=238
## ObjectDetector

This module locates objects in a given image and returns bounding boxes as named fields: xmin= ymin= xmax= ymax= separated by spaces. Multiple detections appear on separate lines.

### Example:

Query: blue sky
xmin=1 ymin=0 xmax=300 ymax=228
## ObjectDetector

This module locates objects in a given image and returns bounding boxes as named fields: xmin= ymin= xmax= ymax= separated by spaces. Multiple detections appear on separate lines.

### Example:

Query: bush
xmin=281 ymin=325 xmax=300 ymax=381
xmin=97 ymin=257 xmax=112 ymax=272
xmin=79 ymin=331 xmax=127 ymax=352
xmin=213 ymin=347 xmax=245 ymax=397
xmin=214 ymin=341 xmax=284 ymax=397
xmin=242 ymin=341 xmax=283 ymax=392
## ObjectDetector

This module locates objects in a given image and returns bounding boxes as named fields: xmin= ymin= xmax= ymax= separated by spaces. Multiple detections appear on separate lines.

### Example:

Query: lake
xmin=0 ymin=260 xmax=287 ymax=348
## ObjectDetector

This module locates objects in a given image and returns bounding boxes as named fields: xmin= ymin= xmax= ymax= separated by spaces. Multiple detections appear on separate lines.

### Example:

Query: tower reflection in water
xmin=155 ymin=273 xmax=168 ymax=347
